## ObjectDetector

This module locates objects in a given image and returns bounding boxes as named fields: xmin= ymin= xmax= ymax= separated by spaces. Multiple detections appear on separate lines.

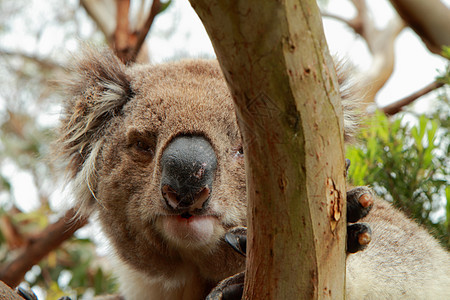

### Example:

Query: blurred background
xmin=0 ymin=0 xmax=448 ymax=299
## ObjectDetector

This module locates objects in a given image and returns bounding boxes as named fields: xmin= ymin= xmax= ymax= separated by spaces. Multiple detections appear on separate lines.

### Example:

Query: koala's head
xmin=57 ymin=49 xmax=247 ymax=265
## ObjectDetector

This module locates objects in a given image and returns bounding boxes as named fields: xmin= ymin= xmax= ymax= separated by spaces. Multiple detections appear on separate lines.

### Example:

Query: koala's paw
xmin=347 ymin=222 xmax=372 ymax=253
xmin=16 ymin=287 xmax=38 ymax=300
xmin=224 ymin=227 xmax=247 ymax=257
xmin=347 ymin=186 xmax=374 ymax=223
xmin=345 ymin=186 xmax=374 ymax=253
xmin=206 ymin=272 xmax=245 ymax=300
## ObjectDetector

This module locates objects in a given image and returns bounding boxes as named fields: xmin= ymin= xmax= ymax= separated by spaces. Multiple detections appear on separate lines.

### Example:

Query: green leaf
xmin=427 ymin=119 xmax=438 ymax=146
xmin=422 ymin=148 xmax=433 ymax=169
xmin=411 ymin=126 xmax=420 ymax=146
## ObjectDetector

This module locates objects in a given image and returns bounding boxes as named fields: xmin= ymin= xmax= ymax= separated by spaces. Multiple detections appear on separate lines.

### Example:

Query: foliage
xmin=347 ymin=107 xmax=450 ymax=249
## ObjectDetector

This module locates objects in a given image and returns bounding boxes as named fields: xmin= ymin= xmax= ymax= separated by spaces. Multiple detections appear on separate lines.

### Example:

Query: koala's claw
xmin=16 ymin=287 xmax=38 ymax=300
xmin=206 ymin=272 xmax=245 ymax=300
xmin=345 ymin=158 xmax=351 ymax=177
xmin=224 ymin=227 xmax=247 ymax=257
xmin=347 ymin=223 xmax=372 ymax=253
xmin=16 ymin=286 xmax=38 ymax=300
xmin=347 ymin=186 xmax=374 ymax=223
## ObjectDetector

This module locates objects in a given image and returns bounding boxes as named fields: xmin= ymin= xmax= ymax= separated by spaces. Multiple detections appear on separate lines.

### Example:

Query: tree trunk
xmin=0 ymin=281 xmax=23 ymax=300
xmin=189 ymin=0 xmax=347 ymax=298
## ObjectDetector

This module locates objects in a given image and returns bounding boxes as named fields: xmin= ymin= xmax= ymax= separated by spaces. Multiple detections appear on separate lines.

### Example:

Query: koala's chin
xmin=157 ymin=215 xmax=224 ymax=249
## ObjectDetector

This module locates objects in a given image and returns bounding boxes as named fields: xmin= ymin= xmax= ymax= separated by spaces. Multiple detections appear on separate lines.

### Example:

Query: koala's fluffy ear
xmin=57 ymin=47 xmax=133 ymax=214
xmin=335 ymin=60 xmax=364 ymax=143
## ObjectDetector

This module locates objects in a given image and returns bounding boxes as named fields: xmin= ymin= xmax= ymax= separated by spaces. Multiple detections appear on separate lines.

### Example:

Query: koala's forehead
xmin=121 ymin=60 xmax=239 ymax=138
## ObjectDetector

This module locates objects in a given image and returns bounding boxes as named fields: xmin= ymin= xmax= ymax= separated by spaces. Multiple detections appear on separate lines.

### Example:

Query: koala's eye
xmin=135 ymin=140 xmax=153 ymax=154
xmin=127 ymin=130 xmax=156 ymax=158
xmin=233 ymin=144 xmax=244 ymax=158
xmin=238 ymin=146 xmax=244 ymax=155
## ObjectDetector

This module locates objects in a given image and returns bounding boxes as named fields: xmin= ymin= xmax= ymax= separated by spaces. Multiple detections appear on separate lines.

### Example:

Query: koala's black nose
xmin=160 ymin=135 xmax=217 ymax=211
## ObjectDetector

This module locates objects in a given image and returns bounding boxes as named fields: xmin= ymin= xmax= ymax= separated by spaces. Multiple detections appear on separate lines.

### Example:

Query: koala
xmin=56 ymin=48 xmax=450 ymax=299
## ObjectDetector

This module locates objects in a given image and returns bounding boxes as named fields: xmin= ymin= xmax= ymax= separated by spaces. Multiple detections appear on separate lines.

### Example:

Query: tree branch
xmin=128 ymin=0 xmax=161 ymax=62
xmin=0 ymin=215 xmax=25 ymax=250
xmin=0 ymin=209 xmax=87 ymax=288
xmin=322 ymin=0 xmax=405 ymax=105
xmin=389 ymin=0 xmax=450 ymax=56
xmin=112 ymin=0 xmax=163 ymax=63
xmin=321 ymin=12 xmax=354 ymax=29
xmin=81 ymin=0 xmax=161 ymax=63
xmin=360 ymin=15 xmax=405 ymax=104
xmin=382 ymin=80 xmax=445 ymax=115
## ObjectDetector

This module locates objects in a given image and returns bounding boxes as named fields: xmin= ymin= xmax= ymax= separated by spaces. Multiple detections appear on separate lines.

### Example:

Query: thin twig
xmin=382 ymin=81 xmax=445 ymax=115
xmin=321 ymin=12 xmax=354 ymax=28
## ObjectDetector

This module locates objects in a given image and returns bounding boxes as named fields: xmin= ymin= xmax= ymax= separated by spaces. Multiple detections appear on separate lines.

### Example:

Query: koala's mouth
xmin=180 ymin=212 xmax=193 ymax=219
xmin=164 ymin=207 xmax=216 ymax=219
xmin=160 ymin=214 xmax=219 ymax=245
xmin=175 ymin=211 xmax=219 ymax=221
